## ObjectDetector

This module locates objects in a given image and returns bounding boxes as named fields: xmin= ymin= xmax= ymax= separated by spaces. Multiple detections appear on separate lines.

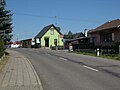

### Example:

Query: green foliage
xmin=0 ymin=0 xmax=13 ymax=44
xmin=64 ymin=31 xmax=73 ymax=39
xmin=0 ymin=38 xmax=5 ymax=58
xmin=73 ymin=51 xmax=120 ymax=61
xmin=0 ymin=0 xmax=6 ymax=9
xmin=0 ymin=0 xmax=13 ymax=58
xmin=64 ymin=31 xmax=85 ymax=39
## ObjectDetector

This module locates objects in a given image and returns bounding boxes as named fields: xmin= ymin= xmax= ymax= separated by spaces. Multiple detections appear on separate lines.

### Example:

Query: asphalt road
xmin=12 ymin=48 xmax=120 ymax=90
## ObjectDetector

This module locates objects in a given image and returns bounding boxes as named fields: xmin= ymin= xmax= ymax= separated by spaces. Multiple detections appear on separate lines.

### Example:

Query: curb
xmin=27 ymin=59 xmax=43 ymax=90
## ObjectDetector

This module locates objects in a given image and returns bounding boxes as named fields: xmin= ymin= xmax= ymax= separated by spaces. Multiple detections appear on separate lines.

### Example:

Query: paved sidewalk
xmin=0 ymin=50 xmax=43 ymax=90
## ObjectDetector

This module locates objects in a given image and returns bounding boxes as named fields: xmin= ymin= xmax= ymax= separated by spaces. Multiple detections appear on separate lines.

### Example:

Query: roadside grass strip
xmin=0 ymin=56 xmax=8 ymax=72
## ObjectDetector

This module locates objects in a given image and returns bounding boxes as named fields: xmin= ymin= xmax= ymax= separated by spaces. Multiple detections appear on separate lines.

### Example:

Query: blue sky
xmin=6 ymin=0 xmax=120 ymax=41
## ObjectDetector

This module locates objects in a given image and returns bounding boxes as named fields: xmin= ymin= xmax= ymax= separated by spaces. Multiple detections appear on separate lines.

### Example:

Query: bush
xmin=0 ymin=39 xmax=5 ymax=58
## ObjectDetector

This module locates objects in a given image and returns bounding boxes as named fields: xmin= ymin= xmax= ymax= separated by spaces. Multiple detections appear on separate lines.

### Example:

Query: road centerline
xmin=83 ymin=65 xmax=99 ymax=72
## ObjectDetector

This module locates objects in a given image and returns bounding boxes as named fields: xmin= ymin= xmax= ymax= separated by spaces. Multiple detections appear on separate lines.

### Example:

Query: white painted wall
xmin=11 ymin=44 xmax=20 ymax=48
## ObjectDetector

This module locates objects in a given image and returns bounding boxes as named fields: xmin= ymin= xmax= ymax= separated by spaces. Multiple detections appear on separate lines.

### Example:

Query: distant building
xmin=88 ymin=19 xmax=120 ymax=46
xmin=88 ymin=19 xmax=120 ymax=54
xmin=7 ymin=41 xmax=21 ymax=48
xmin=63 ymin=32 xmax=86 ymax=49
xmin=34 ymin=24 xmax=64 ymax=49
xmin=21 ymin=38 xmax=35 ymax=48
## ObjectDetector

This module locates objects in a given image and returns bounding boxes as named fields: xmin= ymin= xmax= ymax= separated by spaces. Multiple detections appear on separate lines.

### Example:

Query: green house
xmin=34 ymin=24 xmax=64 ymax=48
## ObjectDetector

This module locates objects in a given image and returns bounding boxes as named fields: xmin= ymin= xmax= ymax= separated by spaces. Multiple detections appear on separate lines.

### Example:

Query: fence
xmin=72 ymin=43 xmax=95 ymax=53
xmin=72 ymin=42 xmax=120 ymax=55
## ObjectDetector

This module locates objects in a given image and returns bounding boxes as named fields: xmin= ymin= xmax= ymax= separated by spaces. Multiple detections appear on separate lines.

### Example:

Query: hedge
xmin=0 ymin=39 xmax=5 ymax=58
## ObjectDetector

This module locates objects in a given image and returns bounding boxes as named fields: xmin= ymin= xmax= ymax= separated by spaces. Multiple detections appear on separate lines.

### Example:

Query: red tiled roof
xmin=7 ymin=41 xmax=21 ymax=45
xmin=88 ymin=19 xmax=120 ymax=33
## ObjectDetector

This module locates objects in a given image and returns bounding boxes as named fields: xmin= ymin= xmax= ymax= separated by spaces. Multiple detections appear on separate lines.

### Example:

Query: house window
xmin=54 ymin=39 xmax=57 ymax=46
xmin=103 ymin=33 xmax=112 ymax=42
xmin=112 ymin=33 xmax=114 ymax=41
xmin=50 ymin=29 xmax=54 ymax=35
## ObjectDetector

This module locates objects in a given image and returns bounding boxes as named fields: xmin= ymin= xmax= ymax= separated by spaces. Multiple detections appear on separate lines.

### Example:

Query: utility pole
xmin=54 ymin=16 xmax=57 ymax=26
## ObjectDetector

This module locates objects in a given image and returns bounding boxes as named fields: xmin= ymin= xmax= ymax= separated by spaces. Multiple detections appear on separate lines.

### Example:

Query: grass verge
xmin=73 ymin=51 xmax=120 ymax=61
xmin=0 ymin=52 xmax=9 ymax=72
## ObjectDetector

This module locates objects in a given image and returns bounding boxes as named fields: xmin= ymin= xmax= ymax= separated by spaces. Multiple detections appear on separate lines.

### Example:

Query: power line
xmin=14 ymin=12 xmax=102 ymax=23
xmin=54 ymin=16 xmax=58 ymax=26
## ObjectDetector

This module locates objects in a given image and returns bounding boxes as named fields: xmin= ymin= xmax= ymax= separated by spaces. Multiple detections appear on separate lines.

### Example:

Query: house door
xmin=45 ymin=37 xmax=49 ymax=47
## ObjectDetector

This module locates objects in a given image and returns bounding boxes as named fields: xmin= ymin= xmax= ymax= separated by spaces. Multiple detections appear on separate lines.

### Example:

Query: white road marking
xmin=83 ymin=65 xmax=99 ymax=72
xmin=59 ymin=57 xmax=68 ymax=61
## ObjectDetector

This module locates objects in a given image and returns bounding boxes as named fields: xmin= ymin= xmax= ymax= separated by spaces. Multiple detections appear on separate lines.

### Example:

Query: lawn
xmin=73 ymin=51 xmax=120 ymax=61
